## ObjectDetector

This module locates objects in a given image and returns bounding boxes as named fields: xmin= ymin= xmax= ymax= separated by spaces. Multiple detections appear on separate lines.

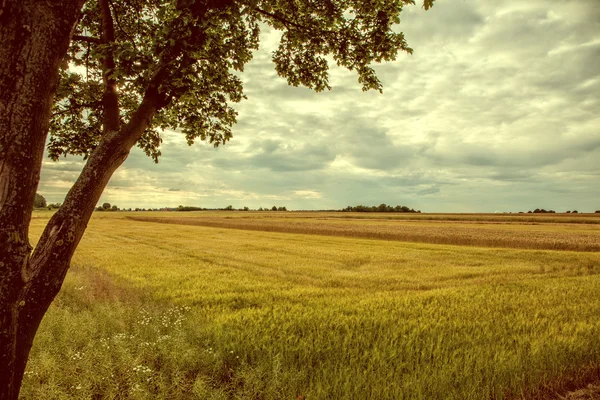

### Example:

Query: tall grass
xmin=21 ymin=212 xmax=600 ymax=399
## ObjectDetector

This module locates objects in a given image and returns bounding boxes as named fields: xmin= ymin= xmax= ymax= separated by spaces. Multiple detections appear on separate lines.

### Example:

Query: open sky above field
xmin=39 ymin=0 xmax=600 ymax=212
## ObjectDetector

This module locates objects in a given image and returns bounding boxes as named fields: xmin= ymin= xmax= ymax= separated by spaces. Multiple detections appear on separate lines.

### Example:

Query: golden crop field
xmin=129 ymin=211 xmax=600 ymax=251
xmin=21 ymin=211 xmax=600 ymax=399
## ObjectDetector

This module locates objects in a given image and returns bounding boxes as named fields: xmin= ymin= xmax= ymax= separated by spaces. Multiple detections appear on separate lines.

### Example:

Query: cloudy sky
xmin=39 ymin=0 xmax=600 ymax=212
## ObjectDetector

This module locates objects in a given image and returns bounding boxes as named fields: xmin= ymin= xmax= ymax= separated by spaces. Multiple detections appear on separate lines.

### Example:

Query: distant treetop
xmin=34 ymin=193 xmax=47 ymax=208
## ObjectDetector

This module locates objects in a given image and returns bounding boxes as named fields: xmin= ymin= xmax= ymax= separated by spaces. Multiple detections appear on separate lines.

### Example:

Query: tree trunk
xmin=0 ymin=1 xmax=84 ymax=398
xmin=0 ymin=3 xmax=166 ymax=396
xmin=1 ymin=1 xmax=195 ymax=397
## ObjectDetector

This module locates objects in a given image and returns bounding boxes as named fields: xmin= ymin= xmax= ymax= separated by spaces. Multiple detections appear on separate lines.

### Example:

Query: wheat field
xmin=129 ymin=211 xmax=600 ymax=251
xmin=21 ymin=211 xmax=600 ymax=399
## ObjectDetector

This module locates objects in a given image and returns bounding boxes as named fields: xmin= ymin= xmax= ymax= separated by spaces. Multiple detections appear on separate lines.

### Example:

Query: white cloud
xmin=293 ymin=190 xmax=322 ymax=199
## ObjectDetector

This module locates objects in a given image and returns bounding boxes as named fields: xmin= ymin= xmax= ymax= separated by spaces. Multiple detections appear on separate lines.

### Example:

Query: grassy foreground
xmin=21 ymin=211 xmax=600 ymax=399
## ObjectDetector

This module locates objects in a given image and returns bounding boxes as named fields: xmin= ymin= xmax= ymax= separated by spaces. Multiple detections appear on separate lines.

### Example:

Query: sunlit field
xmin=21 ymin=211 xmax=600 ymax=399
xmin=129 ymin=211 xmax=600 ymax=251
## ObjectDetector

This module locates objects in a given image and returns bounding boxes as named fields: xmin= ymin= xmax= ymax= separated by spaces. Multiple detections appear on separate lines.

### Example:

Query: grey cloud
xmin=417 ymin=186 xmax=441 ymax=196
xmin=212 ymin=140 xmax=336 ymax=172
xmin=41 ymin=159 xmax=85 ymax=172
xmin=488 ymin=170 xmax=533 ymax=182
xmin=379 ymin=173 xmax=441 ymax=188
xmin=337 ymin=124 xmax=415 ymax=170
xmin=436 ymin=135 xmax=600 ymax=169
xmin=400 ymin=1 xmax=485 ymax=46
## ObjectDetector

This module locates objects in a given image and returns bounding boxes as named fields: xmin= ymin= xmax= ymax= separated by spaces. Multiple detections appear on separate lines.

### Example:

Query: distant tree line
xmin=95 ymin=202 xmax=120 ymax=211
xmin=527 ymin=209 xmax=581 ymax=214
xmin=90 ymin=203 xmax=600 ymax=214
xmin=175 ymin=205 xmax=288 ymax=212
xmin=33 ymin=193 xmax=62 ymax=210
xmin=528 ymin=208 xmax=556 ymax=214
xmin=342 ymin=204 xmax=421 ymax=213
xmin=176 ymin=206 xmax=205 ymax=211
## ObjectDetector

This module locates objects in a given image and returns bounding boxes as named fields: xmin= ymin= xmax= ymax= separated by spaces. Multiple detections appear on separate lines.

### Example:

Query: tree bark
xmin=99 ymin=0 xmax=120 ymax=133
xmin=0 ymin=1 xmax=84 ymax=398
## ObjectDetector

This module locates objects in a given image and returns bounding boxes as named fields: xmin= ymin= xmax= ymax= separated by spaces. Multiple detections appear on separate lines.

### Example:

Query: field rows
xmin=120 ymin=211 xmax=600 ymax=224
xmin=128 ymin=213 xmax=600 ymax=252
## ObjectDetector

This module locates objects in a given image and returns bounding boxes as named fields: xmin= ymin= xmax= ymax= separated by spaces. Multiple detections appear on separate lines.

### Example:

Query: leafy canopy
xmin=34 ymin=194 xmax=47 ymax=208
xmin=49 ymin=0 xmax=434 ymax=162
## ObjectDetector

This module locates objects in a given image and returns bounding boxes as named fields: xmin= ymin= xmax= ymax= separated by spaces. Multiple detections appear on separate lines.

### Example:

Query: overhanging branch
xmin=72 ymin=35 xmax=101 ymax=44
xmin=254 ymin=7 xmax=305 ymax=31
xmin=253 ymin=7 xmax=335 ymax=35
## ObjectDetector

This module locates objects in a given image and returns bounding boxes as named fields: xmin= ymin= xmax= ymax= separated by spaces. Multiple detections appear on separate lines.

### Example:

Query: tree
xmin=102 ymin=202 xmax=112 ymax=210
xmin=34 ymin=194 xmax=47 ymax=209
xmin=343 ymin=204 xmax=418 ymax=213
xmin=1 ymin=2 xmax=86 ymax=397
xmin=47 ymin=203 xmax=62 ymax=210
xmin=0 ymin=0 xmax=435 ymax=397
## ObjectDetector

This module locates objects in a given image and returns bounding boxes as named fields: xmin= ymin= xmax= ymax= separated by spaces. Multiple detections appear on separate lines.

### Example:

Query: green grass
xmin=20 ymin=212 xmax=600 ymax=399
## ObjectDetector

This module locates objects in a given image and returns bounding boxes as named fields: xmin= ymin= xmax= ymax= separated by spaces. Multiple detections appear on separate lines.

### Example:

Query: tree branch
xmin=29 ymin=87 xmax=163 ymax=283
xmin=109 ymin=1 xmax=139 ymax=54
xmin=99 ymin=0 xmax=119 ymax=133
xmin=28 ymin=0 xmax=221 ymax=284
xmin=72 ymin=35 xmax=101 ymax=44
xmin=253 ymin=7 xmax=336 ymax=35
xmin=254 ymin=7 xmax=304 ymax=30
xmin=51 ymin=101 xmax=101 ymax=117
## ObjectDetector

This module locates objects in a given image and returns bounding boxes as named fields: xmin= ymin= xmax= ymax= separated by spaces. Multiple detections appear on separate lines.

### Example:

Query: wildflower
xmin=133 ymin=365 xmax=152 ymax=374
